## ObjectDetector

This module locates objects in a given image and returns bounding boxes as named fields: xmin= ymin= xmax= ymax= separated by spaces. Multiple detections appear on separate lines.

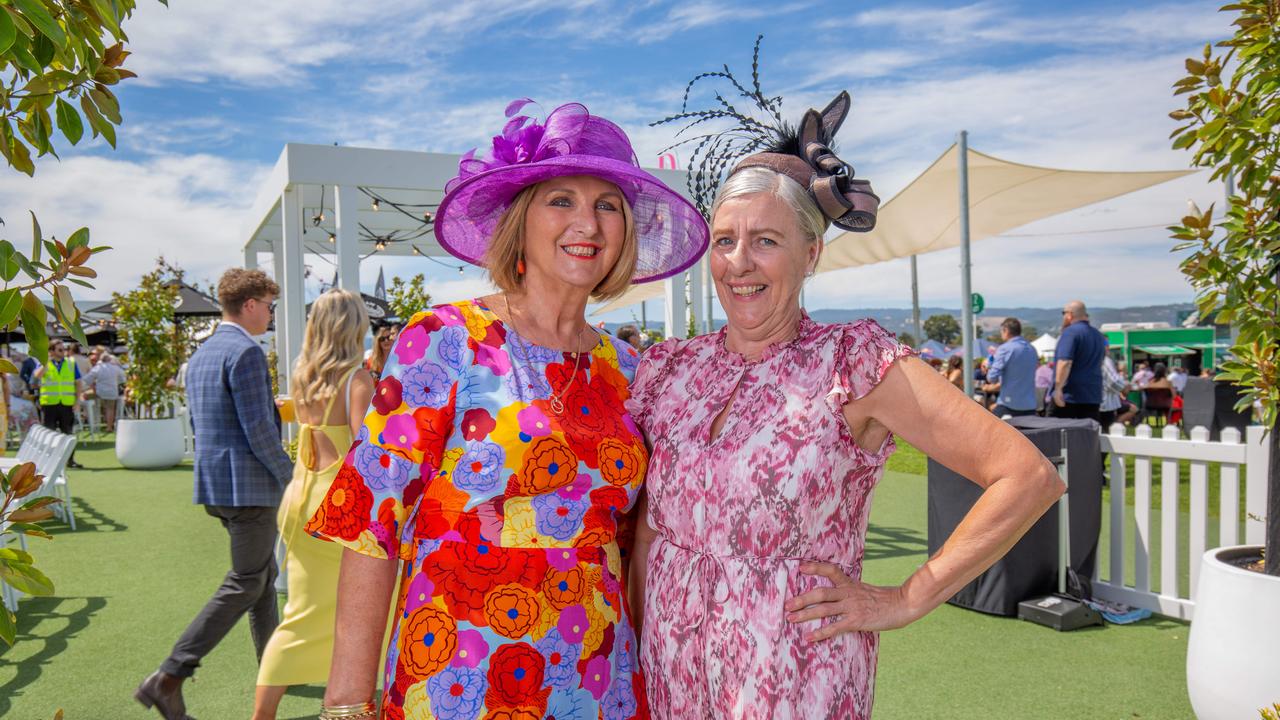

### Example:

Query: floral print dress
xmin=625 ymin=314 xmax=912 ymax=720
xmin=308 ymin=299 xmax=649 ymax=720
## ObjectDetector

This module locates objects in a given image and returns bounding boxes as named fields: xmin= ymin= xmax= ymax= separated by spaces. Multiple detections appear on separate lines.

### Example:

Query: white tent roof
xmin=1031 ymin=332 xmax=1059 ymax=358
xmin=593 ymin=145 xmax=1195 ymax=315
xmin=817 ymin=144 xmax=1195 ymax=272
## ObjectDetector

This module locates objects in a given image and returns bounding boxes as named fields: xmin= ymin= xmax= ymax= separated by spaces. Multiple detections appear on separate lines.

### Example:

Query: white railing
xmin=1095 ymin=424 xmax=1270 ymax=621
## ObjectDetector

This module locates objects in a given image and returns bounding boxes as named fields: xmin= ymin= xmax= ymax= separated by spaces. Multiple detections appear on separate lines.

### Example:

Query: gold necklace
xmin=503 ymin=294 xmax=594 ymax=415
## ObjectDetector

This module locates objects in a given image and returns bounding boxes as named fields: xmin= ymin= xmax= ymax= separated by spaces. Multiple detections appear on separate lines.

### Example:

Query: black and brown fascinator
xmin=653 ymin=35 xmax=879 ymax=232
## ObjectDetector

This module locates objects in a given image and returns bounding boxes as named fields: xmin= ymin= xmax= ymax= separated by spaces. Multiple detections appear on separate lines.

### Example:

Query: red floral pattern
xmin=308 ymin=299 xmax=647 ymax=719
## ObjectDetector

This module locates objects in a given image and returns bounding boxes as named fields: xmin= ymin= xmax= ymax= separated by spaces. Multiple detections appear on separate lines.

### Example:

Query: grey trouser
xmin=162 ymin=505 xmax=279 ymax=678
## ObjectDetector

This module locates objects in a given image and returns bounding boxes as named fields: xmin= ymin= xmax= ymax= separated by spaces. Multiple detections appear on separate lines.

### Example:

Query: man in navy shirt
xmin=1051 ymin=300 xmax=1105 ymax=421
xmin=982 ymin=317 xmax=1039 ymax=417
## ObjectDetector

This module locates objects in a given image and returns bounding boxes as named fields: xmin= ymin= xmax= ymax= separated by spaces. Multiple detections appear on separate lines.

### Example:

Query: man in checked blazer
xmin=136 ymin=268 xmax=293 ymax=720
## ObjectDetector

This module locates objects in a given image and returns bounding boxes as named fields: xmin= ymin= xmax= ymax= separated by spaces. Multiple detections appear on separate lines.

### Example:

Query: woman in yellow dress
xmin=254 ymin=289 xmax=375 ymax=719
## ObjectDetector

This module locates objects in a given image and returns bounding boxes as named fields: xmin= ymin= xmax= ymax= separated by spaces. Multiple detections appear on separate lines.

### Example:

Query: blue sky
xmin=0 ymin=0 xmax=1229 ymax=319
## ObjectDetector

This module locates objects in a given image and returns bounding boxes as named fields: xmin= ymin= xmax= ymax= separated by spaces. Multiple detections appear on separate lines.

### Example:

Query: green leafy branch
xmin=0 ymin=460 xmax=59 ymax=646
xmin=1169 ymin=0 xmax=1280 ymax=430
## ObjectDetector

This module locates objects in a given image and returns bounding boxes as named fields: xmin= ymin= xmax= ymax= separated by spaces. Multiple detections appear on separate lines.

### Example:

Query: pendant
xmin=549 ymin=396 xmax=565 ymax=415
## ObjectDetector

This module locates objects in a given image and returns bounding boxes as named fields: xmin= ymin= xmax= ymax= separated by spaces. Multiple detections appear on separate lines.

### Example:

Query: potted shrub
xmin=112 ymin=264 xmax=186 ymax=469
xmin=1170 ymin=2 xmax=1280 ymax=716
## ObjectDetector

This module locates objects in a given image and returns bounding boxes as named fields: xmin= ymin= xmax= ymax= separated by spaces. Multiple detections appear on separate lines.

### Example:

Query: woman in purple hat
xmin=625 ymin=54 xmax=1064 ymax=719
xmin=307 ymin=100 xmax=705 ymax=720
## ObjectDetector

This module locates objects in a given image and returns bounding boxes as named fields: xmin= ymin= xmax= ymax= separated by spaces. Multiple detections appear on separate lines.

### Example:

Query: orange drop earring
xmin=517 ymin=257 xmax=526 ymax=275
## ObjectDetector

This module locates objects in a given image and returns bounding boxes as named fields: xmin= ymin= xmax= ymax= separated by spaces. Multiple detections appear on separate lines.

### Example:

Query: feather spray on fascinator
xmin=652 ymin=35 xmax=879 ymax=232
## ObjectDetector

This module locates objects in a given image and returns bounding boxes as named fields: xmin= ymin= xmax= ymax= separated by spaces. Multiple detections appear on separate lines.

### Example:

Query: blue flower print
xmin=435 ymin=325 xmax=468 ymax=371
xmin=534 ymin=628 xmax=581 ymax=689
xmin=613 ymin=620 xmax=637 ymax=674
xmin=531 ymin=492 xmax=589 ymax=541
xmin=426 ymin=665 xmax=487 ymax=720
xmin=452 ymin=441 xmax=505 ymax=494
xmin=401 ymin=360 xmax=453 ymax=408
xmin=354 ymin=440 xmax=412 ymax=492
xmin=601 ymin=672 xmax=637 ymax=720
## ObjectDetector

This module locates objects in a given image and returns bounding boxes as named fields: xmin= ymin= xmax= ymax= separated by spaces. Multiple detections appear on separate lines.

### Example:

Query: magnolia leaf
xmin=89 ymin=88 xmax=121 ymax=124
xmin=93 ymin=66 xmax=120 ymax=85
xmin=0 ymin=357 xmax=16 ymax=375
xmin=54 ymin=98 xmax=84 ymax=145
xmin=0 ymin=605 xmax=14 ymax=646
xmin=11 ymin=0 xmax=66 ymax=48
xmin=0 ymin=561 xmax=55 ymax=596
xmin=0 ymin=8 xmax=16 ymax=54
xmin=66 ymin=228 xmax=90 ymax=252
xmin=0 ymin=242 xmax=18 ymax=283
xmin=55 ymin=285 xmax=78 ymax=326
xmin=30 ymin=210 xmax=42 ymax=263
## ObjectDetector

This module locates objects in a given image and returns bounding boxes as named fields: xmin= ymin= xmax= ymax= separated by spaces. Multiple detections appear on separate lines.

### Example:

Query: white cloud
xmin=0 ymin=154 xmax=269 ymax=299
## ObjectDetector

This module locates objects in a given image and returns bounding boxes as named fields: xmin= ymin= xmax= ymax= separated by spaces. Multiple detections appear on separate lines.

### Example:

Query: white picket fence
xmin=1094 ymin=424 xmax=1270 ymax=621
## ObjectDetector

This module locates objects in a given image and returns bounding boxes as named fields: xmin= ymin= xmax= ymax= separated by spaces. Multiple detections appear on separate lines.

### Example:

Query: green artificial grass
xmin=0 ymin=439 xmax=1193 ymax=719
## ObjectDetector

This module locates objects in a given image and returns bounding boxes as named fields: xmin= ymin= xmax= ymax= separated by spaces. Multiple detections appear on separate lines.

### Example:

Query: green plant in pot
xmin=1172 ymin=2 xmax=1280 ymax=716
xmin=111 ymin=262 xmax=187 ymax=469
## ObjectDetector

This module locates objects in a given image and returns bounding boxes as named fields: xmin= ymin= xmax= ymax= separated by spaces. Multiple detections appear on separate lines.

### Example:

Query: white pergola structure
xmin=241 ymin=143 xmax=701 ymax=393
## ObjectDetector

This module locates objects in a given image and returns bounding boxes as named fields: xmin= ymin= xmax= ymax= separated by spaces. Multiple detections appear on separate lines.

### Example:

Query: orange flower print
xmin=483 ymin=583 xmax=541 ymax=639
xmin=307 ymin=464 xmax=374 ymax=542
xmin=597 ymin=438 xmax=646 ymax=488
xmin=399 ymin=603 xmax=457 ymax=679
xmin=541 ymin=565 xmax=588 ymax=610
xmin=512 ymin=435 xmax=578 ymax=495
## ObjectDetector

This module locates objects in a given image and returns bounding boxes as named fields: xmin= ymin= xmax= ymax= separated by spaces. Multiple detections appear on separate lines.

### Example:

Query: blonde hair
xmin=291 ymin=289 xmax=369 ymax=407
xmin=483 ymin=180 xmax=639 ymax=301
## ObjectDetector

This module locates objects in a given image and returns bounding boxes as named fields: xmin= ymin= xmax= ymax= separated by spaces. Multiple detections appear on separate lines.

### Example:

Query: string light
xmin=458 ymin=266 xmax=464 ymax=276
xmin=328 ymin=233 xmax=335 ymax=243
xmin=375 ymin=239 xmax=387 ymax=251
xmin=371 ymin=198 xmax=380 ymax=211
xmin=423 ymin=211 xmax=434 ymax=223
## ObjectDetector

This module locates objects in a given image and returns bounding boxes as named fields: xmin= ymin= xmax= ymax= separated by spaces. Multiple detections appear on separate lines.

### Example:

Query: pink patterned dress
xmin=625 ymin=314 xmax=912 ymax=719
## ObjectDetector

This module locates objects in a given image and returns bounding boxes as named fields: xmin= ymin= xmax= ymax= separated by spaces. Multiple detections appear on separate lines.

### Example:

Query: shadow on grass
xmin=280 ymin=685 xmax=327 ymax=720
xmin=864 ymin=524 xmax=927 ymax=561
xmin=44 ymin=496 xmax=128 ymax=535
xmin=0 ymin=596 xmax=107 ymax=717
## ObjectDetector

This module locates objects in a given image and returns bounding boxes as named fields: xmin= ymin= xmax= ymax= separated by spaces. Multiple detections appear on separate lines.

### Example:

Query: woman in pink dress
xmin=627 ymin=81 xmax=1065 ymax=719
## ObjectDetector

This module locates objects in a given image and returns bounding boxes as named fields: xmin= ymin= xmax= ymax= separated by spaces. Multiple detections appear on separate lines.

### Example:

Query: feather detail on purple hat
xmin=435 ymin=101 xmax=709 ymax=284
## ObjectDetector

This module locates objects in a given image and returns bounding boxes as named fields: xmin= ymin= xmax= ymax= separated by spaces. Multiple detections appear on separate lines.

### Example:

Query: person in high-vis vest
xmin=35 ymin=340 xmax=84 ymax=468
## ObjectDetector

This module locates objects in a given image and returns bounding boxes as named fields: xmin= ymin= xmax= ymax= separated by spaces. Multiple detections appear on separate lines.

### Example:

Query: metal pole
xmin=640 ymin=301 xmax=647 ymax=332
xmin=958 ymin=131 xmax=974 ymax=398
xmin=910 ymin=255 xmax=921 ymax=345
xmin=703 ymin=256 xmax=714 ymax=334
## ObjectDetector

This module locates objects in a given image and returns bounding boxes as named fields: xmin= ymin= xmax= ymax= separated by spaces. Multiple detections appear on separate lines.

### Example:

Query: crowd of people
xmin=131 ymin=94 xmax=1065 ymax=720
xmin=1 ymin=340 xmax=126 ymax=458
xmin=950 ymin=300 xmax=1209 ymax=429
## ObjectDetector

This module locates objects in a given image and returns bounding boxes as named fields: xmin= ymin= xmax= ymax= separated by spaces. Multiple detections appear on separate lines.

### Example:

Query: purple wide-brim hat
xmin=435 ymin=100 xmax=708 ymax=284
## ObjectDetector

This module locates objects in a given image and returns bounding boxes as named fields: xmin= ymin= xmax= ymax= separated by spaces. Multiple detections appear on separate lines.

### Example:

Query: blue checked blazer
xmin=186 ymin=324 xmax=292 ymax=507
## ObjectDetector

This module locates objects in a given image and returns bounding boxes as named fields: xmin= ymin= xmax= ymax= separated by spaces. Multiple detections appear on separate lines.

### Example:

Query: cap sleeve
xmin=833 ymin=319 xmax=915 ymax=405
xmin=623 ymin=338 xmax=679 ymax=434
xmin=306 ymin=305 xmax=464 ymax=560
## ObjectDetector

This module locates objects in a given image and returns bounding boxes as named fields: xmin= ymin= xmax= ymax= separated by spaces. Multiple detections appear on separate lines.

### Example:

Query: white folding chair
xmin=0 ymin=426 xmax=54 ymax=473
xmin=41 ymin=433 xmax=77 ymax=531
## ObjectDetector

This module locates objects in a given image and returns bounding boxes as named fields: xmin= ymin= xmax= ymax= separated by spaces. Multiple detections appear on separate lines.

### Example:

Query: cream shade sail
xmin=816 ymin=144 xmax=1196 ymax=272
xmin=592 ymin=144 xmax=1195 ymax=316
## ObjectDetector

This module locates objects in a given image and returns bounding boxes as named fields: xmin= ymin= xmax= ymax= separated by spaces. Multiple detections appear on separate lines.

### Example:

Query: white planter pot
xmin=1186 ymin=545 xmax=1280 ymax=719
xmin=115 ymin=417 xmax=186 ymax=470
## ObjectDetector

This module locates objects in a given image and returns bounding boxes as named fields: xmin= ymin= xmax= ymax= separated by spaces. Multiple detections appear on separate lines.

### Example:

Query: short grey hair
xmin=711 ymin=166 xmax=828 ymax=242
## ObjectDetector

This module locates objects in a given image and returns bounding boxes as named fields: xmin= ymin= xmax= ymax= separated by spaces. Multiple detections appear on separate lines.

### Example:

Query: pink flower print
xmin=581 ymin=654 xmax=612 ymax=700
xmin=474 ymin=342 xmax=511 ymax=376
xmin=556 ymin=473 xmax=592 ymax=502
xmin=546 ymin=547 xmax=579 ymax=572
xmin=517 ymin=405 xmax=553 ymax=439
xmin=451 ymin=629 xmax=490 ymax=669
xmin=395 ymin=324 xmax=430 ymax=365
xmin=382 ymin=414 xmax=419 ymax=453
xmin=434 ymin=304 xmax=465 ymax=326
xmin=404 ymin=572 xmax=434 ymax=613
xmin=558 ymin=604 xmax=588 ymax=644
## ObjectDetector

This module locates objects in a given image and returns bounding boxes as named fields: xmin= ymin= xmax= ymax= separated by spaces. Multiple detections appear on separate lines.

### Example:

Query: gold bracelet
xmin=319 ymin=701 xmax=376 ymax=719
